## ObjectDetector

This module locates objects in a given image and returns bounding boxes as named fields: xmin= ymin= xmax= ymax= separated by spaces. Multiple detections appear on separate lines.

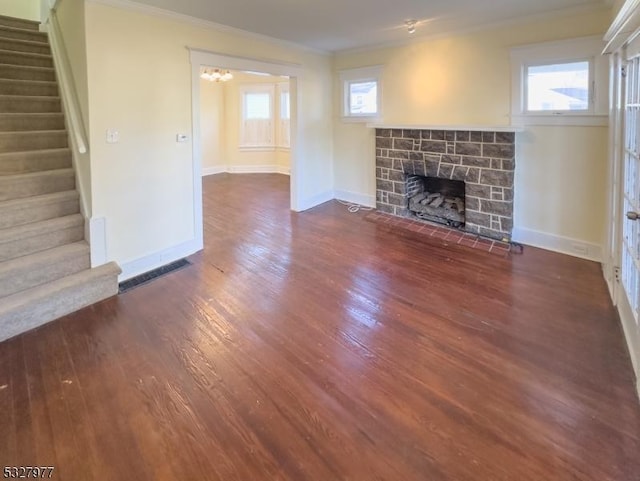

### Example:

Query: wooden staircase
xmin=0 ymin=14 xmax=120 ymax=342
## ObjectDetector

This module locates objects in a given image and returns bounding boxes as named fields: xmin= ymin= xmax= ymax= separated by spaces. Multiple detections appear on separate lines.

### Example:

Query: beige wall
xmin=85 ymin=2 xmax=331 ymax=270
xmin=333 ymin=7 xmax=611 ymax=256
xmin=200 ymin=78 xmax=225 ymax=170
xmin=0 ymin=0 xmax=39 ymax=20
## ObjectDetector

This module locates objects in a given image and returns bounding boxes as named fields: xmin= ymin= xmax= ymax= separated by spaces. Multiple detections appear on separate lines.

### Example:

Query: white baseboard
xmin=512 ymin=226 xmax=603 ymax=262
xmin=296 ymin=190 xmax=335 ymax=212
xmin=202 ymin=166 xmax=228 ymax=176
xmin=334 ymin=189 xmax=376 ymax=208
xmin=614 ymin=286 xmax=640 ymax=401
xmin=118 ymin=238 xmax=202 ymax=282
xmin=203 ymin=165 xmax=290 ymax=176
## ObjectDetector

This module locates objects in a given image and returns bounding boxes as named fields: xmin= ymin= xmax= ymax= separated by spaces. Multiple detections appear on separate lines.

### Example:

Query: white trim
xmin=512 ymin=226 xmax=603 ymax=262
xmin=615 ymin=283 xmax=640 ymax=399
xmin=295 ymin=190 xmax=334 ymax=212
xmin=88 ymin=217 xmax=107 ymax=267
xmin=334 ymin=190 xmax=376 ymax=208
xmin=87 ymin=0 xmax=329 ymax=56
xmin=510 ymin=114 xmax=608 ymax=127
xmin=604 ymin=0 xmax=640 ymax=53
xmin=367 ymin=123 xmax=524 ymax=132
xmin=118 ymin=238 xmax=201 ymax=281
xmin=202 ymin=166 xmax=228 ymax=176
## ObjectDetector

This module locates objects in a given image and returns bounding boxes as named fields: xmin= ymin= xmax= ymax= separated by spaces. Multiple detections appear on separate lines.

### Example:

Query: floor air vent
xmin=118 ymin=259 xmax=191 ymax=294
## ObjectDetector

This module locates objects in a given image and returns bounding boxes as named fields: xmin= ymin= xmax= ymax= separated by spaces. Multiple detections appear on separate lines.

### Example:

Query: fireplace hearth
xmin=375 ymin=128 xmax=516 ymax=240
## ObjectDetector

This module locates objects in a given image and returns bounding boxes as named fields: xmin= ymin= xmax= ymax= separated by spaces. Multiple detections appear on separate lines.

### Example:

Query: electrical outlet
xmin=176 ymin=134 xmax=189 ymax=143
xmin=571 ymin=243 xmax=588 ymax=255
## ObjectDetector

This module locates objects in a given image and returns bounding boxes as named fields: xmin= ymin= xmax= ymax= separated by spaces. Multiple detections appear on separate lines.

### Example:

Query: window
xmin=277 ymin=85 xmax=290 ymax=149
xmin=339 ymin=65 xmax=383 ymax=121
xmin=526 ymin=61 xmax=591 ymax=112
xmin=510 ymin=36 xmax=608 ymax=126
xmin=240 ymin=85 xmax=274 ymax=148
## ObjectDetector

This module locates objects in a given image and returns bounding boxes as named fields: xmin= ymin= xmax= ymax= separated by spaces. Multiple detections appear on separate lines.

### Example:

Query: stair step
xmin=0 ymin=130 xmax=67 ymax=153
xmin=0 ymin=37 xmax=50 ymax=55
xmin=0 ymin=113 xmax=65 ymax=131
xmin=0 ymin=190 xmax=79 ymax=230
xmin=0 ymin=241 xmax=89 ymax=298
xmin=0 ymin=49 xmax=52 ymax=68
xmin=0 ymin=78 xmax=58 ymax=96
xmin=0 ymin=94 xmax=61 ymax=112
xmin=0 ymin=64 xmax=55 ymax=81
xmin=0 ymin=213 xmax=84 ymax=262
xmin=0 ymin=168 xmax=75 ymax=201
xmin=0 ymin=148 xmax=71 ymax=175
xmin=0 ymin=25 xmax=47 ymax=43
xmin=0 ymin=262 xmax=121 ymax=343
xmin=0 ymin=15 xmax=40 ymax=32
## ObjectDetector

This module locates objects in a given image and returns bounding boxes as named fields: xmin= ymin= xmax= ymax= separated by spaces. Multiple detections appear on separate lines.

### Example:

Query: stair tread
xmin=0 ymin=262 xmax=121 ymax=312
xmin=0 ymin=24 xmax=47 ymax=37
xmin=0 ymin=190 xmax=78 ymax=209
xmin=0 ymin=48 xmax=51 ymax=59
xmin=0 ymin=240 xmax=88 ymax=276
xmin=0 ymin=167 xmax=73 ymax=180
xmin=0 ymin=37 xmax=49 ymax=48
xmin=0 ymin=62 xmax=53 ymax=71
xmin=0 ymin=129 xmax=67 ymax=136
xmin=0 ymin=147 xmax=70 ymax=158
xmin=0 ymin=213 xmax=83 ymax=243
xmin=0 ymin=78 xmax=57 ymax=86
xmin=0 ymin=112 xmax=63 ymax=117
xmin=0 ymin=94 xmax=60 ymax=100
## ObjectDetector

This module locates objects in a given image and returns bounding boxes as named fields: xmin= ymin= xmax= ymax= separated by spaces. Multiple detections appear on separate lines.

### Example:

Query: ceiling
xmin=129 ymin=0 xmax=611 ymax=52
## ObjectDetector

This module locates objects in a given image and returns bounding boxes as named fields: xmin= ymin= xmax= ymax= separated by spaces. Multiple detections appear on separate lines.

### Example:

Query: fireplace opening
xmin=407 ymin=176 xmax=465 ymax=228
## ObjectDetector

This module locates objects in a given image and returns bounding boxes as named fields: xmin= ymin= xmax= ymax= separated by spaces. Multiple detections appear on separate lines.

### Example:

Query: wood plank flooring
xmin=1 ymin=173 xmax=639 ymax=481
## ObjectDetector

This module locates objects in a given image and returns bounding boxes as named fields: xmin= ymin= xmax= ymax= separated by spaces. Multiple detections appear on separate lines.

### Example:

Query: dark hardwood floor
xmin=1 ymin=173 xmax=639 ymax=481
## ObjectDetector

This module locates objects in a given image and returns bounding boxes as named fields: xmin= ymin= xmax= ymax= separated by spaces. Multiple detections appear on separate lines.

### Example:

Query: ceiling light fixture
xmin=405 ymin=19 xmax=417 ymax=34
xmin=200 ymin=68 xmax=233 ymax=82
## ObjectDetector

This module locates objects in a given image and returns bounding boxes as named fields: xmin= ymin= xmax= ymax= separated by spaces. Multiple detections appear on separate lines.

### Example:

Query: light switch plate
xmin=176 ymin=134 xmax=189 ymax=143
xmin=106 ymin=129 xmax=119 ymax=144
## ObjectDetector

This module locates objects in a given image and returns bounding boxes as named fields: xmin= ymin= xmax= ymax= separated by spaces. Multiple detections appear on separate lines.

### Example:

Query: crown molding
xmin=86 ymin=0 xmax=331 ymax=57
xmin=335 ymin=2 xmax=611 ymax=56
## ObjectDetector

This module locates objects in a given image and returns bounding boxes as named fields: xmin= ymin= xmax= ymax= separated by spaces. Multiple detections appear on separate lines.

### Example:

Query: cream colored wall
xmin=333 ymin=7 xmax=611 ymax=256
xmin=54 ymin=0 xmax=92 ymax=213
xmin=220 ymin=72 xmax=290 ymax=172
xmin=0 ymin=0 xmax=39 ymax=20
xmin=84 ymin=2 xmax=331 ymax=269
xmin=200 ymin=78 xmax=225 ymax=171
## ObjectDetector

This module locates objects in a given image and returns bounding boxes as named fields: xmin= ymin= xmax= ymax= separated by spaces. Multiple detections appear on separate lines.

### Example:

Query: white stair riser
xmin=0 ymin=150 xmax=71 ymax=175
xmin=0 ymin=224 xmax=84 ymax=262
xmin=0 ymin=197 xmax=79 ymax=230
xmin=0 ymin=248 xmax=89 ymax=298
xmin=0 ymin=132 xmax=68 ymax=153
xmin=0 ymin=172 xmax=74 ymax=201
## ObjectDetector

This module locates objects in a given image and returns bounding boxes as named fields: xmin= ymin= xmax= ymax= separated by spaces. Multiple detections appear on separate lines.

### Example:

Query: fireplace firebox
xmin=407 ymin=176 xmax=465 ymax=228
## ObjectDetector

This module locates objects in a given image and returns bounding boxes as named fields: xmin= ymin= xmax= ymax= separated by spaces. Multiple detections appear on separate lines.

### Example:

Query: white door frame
xmin=188 ymin=48 xmax=303 ymax=249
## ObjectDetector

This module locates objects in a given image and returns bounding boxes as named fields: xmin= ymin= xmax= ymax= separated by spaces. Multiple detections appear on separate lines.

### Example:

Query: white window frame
xmin=339 ymin=65 xmax=383 ymax=122
xmin=276 ymin=83 xmax=290 ymax=150
xmin=510 ymin=36 xmax=608 ymax=126
xmin=239 ymin=84 xmax=275 ymax=151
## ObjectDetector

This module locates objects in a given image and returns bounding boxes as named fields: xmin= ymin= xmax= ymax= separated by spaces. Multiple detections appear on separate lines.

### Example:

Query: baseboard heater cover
xmin=118 ymin=258 xmax=191 ymax=294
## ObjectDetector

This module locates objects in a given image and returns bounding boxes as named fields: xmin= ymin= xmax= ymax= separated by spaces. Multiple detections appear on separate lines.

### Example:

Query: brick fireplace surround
xmin=375 ymin=128 xmax=516 ymax=241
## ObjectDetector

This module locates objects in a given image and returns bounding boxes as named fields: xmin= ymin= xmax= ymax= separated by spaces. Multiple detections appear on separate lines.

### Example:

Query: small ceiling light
xmin=200 ymin=68 xmax=234 ymax=82
xmin=405 ymin=19 xmax=417 ymax=34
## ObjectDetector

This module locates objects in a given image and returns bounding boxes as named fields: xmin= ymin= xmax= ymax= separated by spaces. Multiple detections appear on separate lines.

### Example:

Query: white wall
xmin=84 ymin=1 xmax=332 ymax=277
xmin=0 ymin=0 xmax=39 ymax=20
xmin=200 ymin=78 xmax=225 ymax=173
xmin=333 ymin=6 xmax=611 ymax=260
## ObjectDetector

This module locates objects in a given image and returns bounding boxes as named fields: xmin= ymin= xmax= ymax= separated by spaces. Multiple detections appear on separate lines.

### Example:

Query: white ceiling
xmin=129 ymin=0 xmax=611 ymax=52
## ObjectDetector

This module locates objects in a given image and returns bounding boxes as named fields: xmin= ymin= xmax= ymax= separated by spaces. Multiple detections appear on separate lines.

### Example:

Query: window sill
xmin=239 ymin=146 xmax=276 ymax=152
xmin=511 ymin=114 xmax=608 ymax=127
xmin=341 ymin=116 xmax=381 ymax=124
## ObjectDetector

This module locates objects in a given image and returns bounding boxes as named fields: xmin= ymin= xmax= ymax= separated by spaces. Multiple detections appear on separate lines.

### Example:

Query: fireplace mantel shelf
xmin=368 ymin=123 xmax=524 ymax=133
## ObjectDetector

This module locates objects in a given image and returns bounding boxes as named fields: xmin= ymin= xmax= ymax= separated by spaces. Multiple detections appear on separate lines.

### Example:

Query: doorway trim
xmin=189 ymin=48 xmax=303 ymax=249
